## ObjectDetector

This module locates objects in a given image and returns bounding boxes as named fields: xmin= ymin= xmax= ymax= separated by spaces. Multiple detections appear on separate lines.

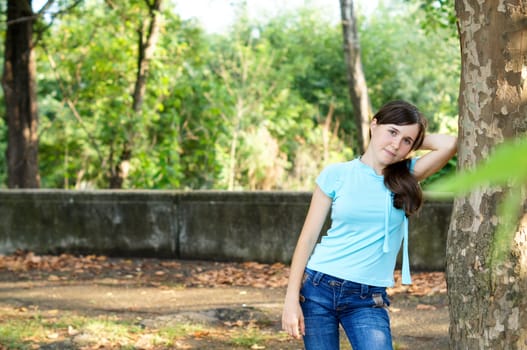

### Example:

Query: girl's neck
xmin=359 ymin=151 xmax=384 ymax=175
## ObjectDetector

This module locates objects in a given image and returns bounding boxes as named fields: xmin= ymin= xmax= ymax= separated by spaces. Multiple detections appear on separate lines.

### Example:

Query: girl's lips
xmin=383 ymin=148 xmax=396 ymax=157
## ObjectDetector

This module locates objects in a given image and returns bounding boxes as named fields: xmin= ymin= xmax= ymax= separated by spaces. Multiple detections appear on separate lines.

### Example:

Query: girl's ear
xmin=370 ymin=118 xmax=378 ymax=131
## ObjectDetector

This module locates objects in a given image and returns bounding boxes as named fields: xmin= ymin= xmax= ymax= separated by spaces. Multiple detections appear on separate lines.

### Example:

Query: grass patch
xmin=0 ymin=307 xmax=149 ymax=349
xmin=228 ymin=325 xmax=292 ymax=349
xmin=230 ymin=328 xmax=266 ymax=347
xmin=0 ymin=305 xmax=296 ymax=349
xmin=158 ymin=323 xmax=205 ymax=338
xmin=0 ymin=308 xmax=48 ymax=349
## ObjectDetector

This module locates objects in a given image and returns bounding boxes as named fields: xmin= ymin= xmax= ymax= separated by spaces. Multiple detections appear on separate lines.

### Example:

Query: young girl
xmin=281 ymin=100 xmax=457 ymax=350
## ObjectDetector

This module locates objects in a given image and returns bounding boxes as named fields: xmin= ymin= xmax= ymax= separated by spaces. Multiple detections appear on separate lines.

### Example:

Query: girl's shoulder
xmin=316 ymin=160 xmax=356 ymax=198
xmin=321 ymin=159 xmax=356 ymax=174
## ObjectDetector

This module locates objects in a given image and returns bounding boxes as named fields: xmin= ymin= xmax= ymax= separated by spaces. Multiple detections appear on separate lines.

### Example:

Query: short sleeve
xmin=315 ymin=163 xmax=344 ymax=199
xmin=409 ymin=157 xmax=418 ymax=174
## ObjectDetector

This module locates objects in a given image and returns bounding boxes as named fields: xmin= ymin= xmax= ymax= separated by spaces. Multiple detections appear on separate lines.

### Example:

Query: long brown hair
xmin=373 ymin=101 xmax=427 ymax=216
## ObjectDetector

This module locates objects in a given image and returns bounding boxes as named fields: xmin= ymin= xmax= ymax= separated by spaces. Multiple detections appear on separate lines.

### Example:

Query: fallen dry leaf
xmin=192 ymin=330 xmax=210 ymax=338
xmin=68 ymin=325 xmax=79 ymax=336
xmin=0 ymin=250 xmax=446 ymax=296
xmin=416 ymin=304 xmax=437 ymax=311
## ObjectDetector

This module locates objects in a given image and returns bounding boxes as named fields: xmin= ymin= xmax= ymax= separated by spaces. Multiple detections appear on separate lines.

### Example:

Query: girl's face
xmin=370 ymin=118 xmax=420 ymax=165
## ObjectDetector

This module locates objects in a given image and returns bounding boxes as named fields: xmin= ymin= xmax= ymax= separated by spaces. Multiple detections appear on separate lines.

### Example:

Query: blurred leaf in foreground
xmin=427 ymin=137 xmax=527 ymax=197
xmin=427 ymin=136 xmax=527 ymax=265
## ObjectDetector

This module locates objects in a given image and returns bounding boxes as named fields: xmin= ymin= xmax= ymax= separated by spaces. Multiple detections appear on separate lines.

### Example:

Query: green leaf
xmin=490 ymin=187 xmax=525 ymax=264
xmin=428 ymin=137 xmax=527 ymax=197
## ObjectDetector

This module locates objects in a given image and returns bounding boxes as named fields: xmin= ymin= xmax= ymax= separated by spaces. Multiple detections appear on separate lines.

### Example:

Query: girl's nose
xmin=392 ymin=138 xmax=401 ymax=150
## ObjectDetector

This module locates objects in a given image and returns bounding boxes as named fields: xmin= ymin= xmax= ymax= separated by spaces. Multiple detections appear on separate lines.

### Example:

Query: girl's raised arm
xmin=413 ymin=134 xmax=457 ymax=181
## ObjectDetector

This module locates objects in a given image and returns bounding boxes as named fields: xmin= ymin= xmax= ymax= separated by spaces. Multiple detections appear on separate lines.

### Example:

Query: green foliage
xmin=0 ymin=0 xmax=460 ymax=189
xmin=429 ymin=137 xmax=527 ymax=263
xmin=37 ymin=0 xmax=206 ymax=188
xmin=361 ymin=1 xmax=460 ymax=129
xmin=413 ymin=0 xmax=457 ymax=35
xmin=429 ymin=138 xmax=527 ymax=196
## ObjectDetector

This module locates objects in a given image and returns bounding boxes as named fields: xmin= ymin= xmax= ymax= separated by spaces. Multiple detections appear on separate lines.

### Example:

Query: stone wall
xmin=0 ymin=190 xmax=452 ymax=270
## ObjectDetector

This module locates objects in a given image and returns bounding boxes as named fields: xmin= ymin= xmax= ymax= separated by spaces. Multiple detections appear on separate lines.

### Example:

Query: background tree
xmin=339 ymin=0 xmax=371 ymax=154
xmin=2 ymin=0 xmax=40 ymax=188
xmin=445 ymin=1 xmax=527 ymax=348
xmin=39 ymin=0 xmax=178 ymax=189
xmin=5 ymin=0 xmax=458 ymax=190
xmin=207 ymin=19 xmax=282 ymax=190
xmin=109 ymin=0 xmax=164 ymax=188
xmin=218 ymin=9 xmax=355 ymax=190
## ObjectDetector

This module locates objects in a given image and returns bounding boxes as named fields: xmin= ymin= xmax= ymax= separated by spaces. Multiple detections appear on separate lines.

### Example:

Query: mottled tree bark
xmin=339 ymin=0 xmax=372 ymax=155
xmin=448 ymin=1 xmax=527 ymax=349
xmin=2 ymin=0 xmax=40 ymax=188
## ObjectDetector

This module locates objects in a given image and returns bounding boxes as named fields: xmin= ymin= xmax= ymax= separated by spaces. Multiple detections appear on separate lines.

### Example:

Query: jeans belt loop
xmin=312 ymin=270 xmax=324 ymax=286
xmin=360 ymin=283 xmax=369 ymax=298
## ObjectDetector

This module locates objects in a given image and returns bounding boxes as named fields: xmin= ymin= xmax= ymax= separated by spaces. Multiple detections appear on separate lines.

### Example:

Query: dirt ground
xmin=0 ymin=253 xmax=449 ymax=349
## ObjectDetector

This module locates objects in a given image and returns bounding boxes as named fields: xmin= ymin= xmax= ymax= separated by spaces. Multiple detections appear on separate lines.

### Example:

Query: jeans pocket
xmin=302 ymin=272 xmax=309 ymax=286
xmin=372 ymin=291 xmax=391 ymax=309
xmin=299 ymin=272 xmax=310 ymax=303
xmin=372 ymin=293 xmax=385 ymax=307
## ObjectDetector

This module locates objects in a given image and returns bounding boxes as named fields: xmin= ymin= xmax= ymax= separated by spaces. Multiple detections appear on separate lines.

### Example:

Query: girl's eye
xmin=389 ymin=130 xmax=397 ymax=136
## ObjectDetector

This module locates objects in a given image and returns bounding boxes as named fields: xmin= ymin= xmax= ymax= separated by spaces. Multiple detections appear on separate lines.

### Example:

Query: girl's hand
xmin=281 ymin=186 xmax=330 ymax=340
xmin=282 ymin=298 xmax=305 ymax=339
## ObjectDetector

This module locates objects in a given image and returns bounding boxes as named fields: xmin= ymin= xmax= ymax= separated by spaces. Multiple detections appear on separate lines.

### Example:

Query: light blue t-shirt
xmin=306 ymin=158 xmax=415 ymax=287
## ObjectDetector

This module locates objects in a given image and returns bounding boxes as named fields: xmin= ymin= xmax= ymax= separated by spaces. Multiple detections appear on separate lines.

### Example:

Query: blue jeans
xmin=300 ymin=268 xmax=393 ymax=350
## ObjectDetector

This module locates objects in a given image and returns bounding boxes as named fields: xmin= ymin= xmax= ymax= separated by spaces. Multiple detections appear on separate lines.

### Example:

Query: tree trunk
xmin=339 ymin=0 xmax=371 ymax=155
xmin=132 ymin=0 xmax=162 ymax=113
xmin=447 ymin=1 xmax=527 ymax=349
xmin=2 ymin=0 xmax=40 ymax=188
xmin=108 ymin=0 xmax=163 ymax=188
